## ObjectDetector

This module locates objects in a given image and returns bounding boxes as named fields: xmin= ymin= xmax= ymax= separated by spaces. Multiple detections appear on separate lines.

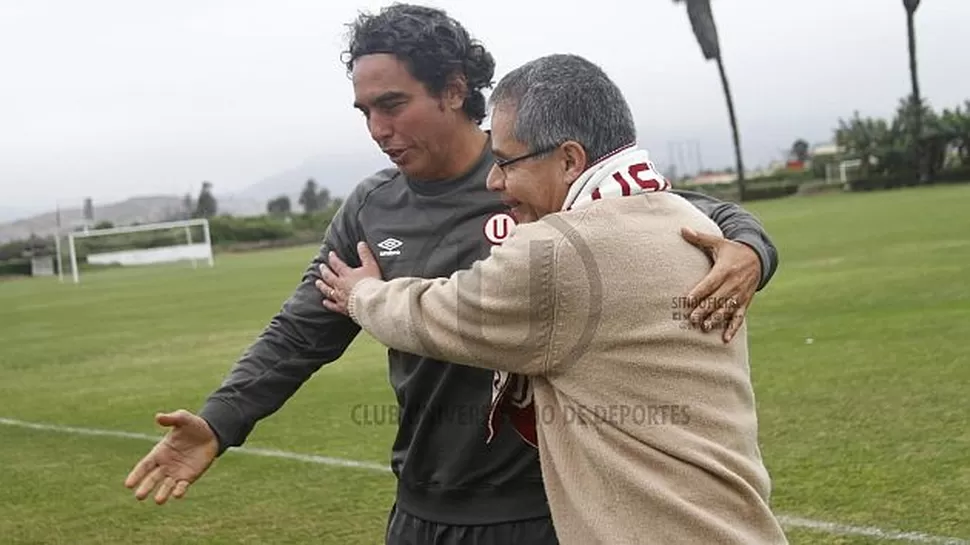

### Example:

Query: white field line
xmin=2 ymin=416 xmax=966 ymax=545
xmin=776 ymin=516 xmax=968 ymax=545
xmin=0 ymin=417 xmax=390 ymax=473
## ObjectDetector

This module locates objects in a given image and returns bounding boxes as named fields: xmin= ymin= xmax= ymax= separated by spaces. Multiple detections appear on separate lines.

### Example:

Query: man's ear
xmin=560 ymin=141 xmax=588 ymax=184
xmin=442 ymin=73 xmax=469 ymax=112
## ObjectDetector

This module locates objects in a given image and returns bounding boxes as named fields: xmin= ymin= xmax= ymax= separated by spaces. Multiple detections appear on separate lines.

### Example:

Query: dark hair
xmin=341 ymin=3 xmax=495 ymax=124
xmin=489 ymin=54 xmax=637 ymax=164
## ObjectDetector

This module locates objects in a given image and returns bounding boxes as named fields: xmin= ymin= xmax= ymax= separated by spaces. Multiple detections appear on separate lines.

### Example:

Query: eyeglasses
xmin=493 ymin=145 xmax=559 ymax=171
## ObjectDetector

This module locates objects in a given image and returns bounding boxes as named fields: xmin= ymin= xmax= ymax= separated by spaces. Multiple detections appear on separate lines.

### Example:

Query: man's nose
xmin=486 ymin=164 xmax=504 ymax=192
xmin=368 ymin=113 xmax=393 ymax=142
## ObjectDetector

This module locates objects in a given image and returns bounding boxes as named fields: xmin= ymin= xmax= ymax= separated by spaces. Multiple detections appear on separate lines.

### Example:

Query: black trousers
xmin=384 ymin=503 xmax=559 ymax=545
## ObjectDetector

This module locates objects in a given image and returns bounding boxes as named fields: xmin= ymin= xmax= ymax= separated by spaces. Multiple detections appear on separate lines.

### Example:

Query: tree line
xmin=672 ymin=0 xmax=944 ymax=198
xmin=266 ymin=178 xmax=339 ymax=218
xmin=180 ymin=178 xmax=339 ymax=220
xmin=835 ymin=98 xmax=970 ymax=182
xmin=0 ymin=178 xmax=344 ymax=278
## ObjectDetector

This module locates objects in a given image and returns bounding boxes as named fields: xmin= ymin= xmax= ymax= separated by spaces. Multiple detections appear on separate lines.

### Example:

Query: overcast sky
xmin=2 ymin=0 xmax=969 ymax=213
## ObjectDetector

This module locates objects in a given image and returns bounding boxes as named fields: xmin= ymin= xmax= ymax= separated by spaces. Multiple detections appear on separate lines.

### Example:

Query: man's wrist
xmin=197 ymin=398 xmax=240 ymax=457
xmin=728 ymin=231 xmax=769 ymax=290
xmin=347 ymin=277 xmax=382 ymax=324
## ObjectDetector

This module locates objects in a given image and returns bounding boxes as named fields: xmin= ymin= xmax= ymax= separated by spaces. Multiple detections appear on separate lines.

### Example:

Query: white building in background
xmin=30 ymin=254 xmax=55 ymax=277
xmin=680 ymin=172 xmax=738 ymax=186
xmin=811 ymin=143 xmax=845 ymax=158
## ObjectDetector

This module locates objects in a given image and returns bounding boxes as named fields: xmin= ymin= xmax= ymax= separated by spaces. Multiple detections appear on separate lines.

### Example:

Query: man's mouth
xmin=502 ymin=198 xmax=525 ymax=221
xmin=384 ymin=148 xmax=407 ymax=162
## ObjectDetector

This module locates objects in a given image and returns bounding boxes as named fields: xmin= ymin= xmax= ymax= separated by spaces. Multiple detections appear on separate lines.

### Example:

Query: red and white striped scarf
xmin=485 ymin=144 xmax=671 ymax=448
xmin=562 ymin=144 xmax=671 ymax=211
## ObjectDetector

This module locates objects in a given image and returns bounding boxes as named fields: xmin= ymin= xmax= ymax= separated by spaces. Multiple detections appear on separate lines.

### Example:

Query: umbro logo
xmin=377 ymin=237 xmax=403 ymax=257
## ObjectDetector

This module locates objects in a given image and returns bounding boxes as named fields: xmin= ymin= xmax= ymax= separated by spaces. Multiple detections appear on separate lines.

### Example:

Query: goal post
xmin=67 ymin=218 xmax=214 ymax=284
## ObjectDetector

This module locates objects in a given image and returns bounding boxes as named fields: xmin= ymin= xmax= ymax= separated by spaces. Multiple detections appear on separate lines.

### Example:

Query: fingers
xmin=686 ymin=271 xmax=726 ymax=326
xmin=317 ymin=263 xmax=333 ymax=284
xmin=141 ymin=473 xmax=190 ymax=505
xmin=154 ymin=476 xmax=177 ymax=505
xmin=700 ymin=292 xmax=742 ymax=333
xmin=724 ymin=308 xmax=746 ymax=343
xmin=316 ymin=262 xmax=341 ymax=299
xmin=680 ymin=234 xmax=761 ymax=342
xmin=327 ymin=250 xmax=350 ymax=275
xmin=316 ymin=243 xmax=379 ymax=312
xmin=315 ymin=272 xmax=349 ymax=315
xmin=315 ymin=278 xmax=345 ymax=312
xmin=124 ymin=455 xmax=156 ymax=490
xmin=323 ymin=298 xmax=347 ymax=315
xmin=172 ymin=480 xmax=191 ymax=500
xmin=126 ymin=412 xmax=204 ymax=504
xmin=357 ymin=241 xmax=377 ymax=269
xmin=130 ymin=459 xmax=191 ymax=504
xmin=315 ymin=277 xmax=334 ymax=297
xmin=319 ymin=275 xmax=349 ymax=307
xmin=155 ymin=409 xmax=189 ymax=428
xmin=681 ymin=227 xmax=722 ymax=257
xmin=133 ymin=465 xmax=164 ymax=501
xmin=318 ymin=262 xmax=341 ymax=291
xmin=126 ymin=412 xmax=181 ymax=493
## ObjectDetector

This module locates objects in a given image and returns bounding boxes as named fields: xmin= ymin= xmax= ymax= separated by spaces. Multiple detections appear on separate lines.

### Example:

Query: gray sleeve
xmin=197 ymin=193 xmax=366 ymax=455
xmin=672 ymin=189 xmax=779 ymax=290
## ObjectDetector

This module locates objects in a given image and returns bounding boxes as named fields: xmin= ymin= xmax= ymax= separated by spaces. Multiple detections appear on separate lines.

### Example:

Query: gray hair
xmin=488 ymin=54 xmax=637 ymax=164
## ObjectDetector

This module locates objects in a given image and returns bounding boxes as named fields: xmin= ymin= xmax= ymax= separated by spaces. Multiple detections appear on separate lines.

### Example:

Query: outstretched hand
xmin=680 ymin=227 xmax=762 ymax=343
xmin=123 ymin=410 xmax=219 ymax=504
xmin=316 ymin=241 xmax=383 ymax=316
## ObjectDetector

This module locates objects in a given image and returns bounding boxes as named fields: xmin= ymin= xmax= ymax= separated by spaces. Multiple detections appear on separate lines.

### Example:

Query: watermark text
xmin=349 ymin=403 xmax=691 ymax=427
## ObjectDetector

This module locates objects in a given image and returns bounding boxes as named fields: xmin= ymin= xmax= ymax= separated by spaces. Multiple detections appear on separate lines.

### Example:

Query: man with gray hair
xmin=319 ymin=53 xmax=789 ymax=545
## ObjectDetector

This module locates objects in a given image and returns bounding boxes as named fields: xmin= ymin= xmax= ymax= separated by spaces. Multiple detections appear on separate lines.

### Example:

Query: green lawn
xmin=1 ymin=184 xmax=968 ymax=544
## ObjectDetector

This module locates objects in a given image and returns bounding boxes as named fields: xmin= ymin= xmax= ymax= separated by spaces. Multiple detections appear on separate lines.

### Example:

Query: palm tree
xmin=835 ymin=112 xmax=893 ymax=179
xmin=903 ymin=0 xmax=926 ymax=181
xmin=673 ymin=0 xmax=746 ymax=200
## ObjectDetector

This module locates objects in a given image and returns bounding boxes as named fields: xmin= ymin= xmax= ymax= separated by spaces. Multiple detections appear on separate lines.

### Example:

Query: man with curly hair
xmin=124 ymin=4 xmax=779 ymax=544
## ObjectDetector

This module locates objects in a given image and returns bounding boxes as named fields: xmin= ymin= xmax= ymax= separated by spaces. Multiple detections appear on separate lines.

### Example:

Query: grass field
xmin=2 ymin=184 xmax=969 ymax=545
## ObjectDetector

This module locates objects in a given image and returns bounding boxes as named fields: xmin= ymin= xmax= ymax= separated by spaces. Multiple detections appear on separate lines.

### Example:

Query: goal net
xmin=66 ymin=218 xmax=214 ymax=284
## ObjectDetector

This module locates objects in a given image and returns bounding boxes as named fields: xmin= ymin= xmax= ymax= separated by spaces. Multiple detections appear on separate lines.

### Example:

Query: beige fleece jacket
xmin=348 ymin=192 xmax=788 ymax=545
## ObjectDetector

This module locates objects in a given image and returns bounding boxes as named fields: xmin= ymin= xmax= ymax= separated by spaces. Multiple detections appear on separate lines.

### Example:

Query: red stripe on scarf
xmin=611 ymin=172 xmax=632 ymax=196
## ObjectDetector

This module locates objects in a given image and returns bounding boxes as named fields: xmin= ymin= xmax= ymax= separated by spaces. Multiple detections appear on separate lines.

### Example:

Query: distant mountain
xmin=0 ymin=151 xmax=392 ymax=243
xmin=237 ymin=150 xmax=390 ymax=207
xmin=0 ymin=206 xmax=35 ymax=223
xmin=0 ymin=196 xmax=187 ymax=243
